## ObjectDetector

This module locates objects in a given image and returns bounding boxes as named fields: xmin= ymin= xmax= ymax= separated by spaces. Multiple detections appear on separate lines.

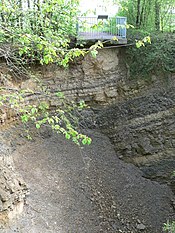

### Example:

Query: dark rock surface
xmin=0 ymin=128 xmax=28 ymax=228
xmin=96 ymin=86 xmax=175 ymax=188
xmin=0 ymin=47 xmax=175 ymax=231
xmin=1 ymin=129 xmax=174 ymax=232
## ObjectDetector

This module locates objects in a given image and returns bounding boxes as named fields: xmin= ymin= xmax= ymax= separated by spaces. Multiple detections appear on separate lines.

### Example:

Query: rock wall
xmin=0 ymin=128 xmax=28 ymax=228
xmin=23 ymin=47 xmax=175 ymax=190
xmin=26 ymin=47 xmax=175 ymax=190
xmin=96 ymin=75 xmax=175 ymax=189
xmin=1 ymin=46 xmax=175 ymax=225
xmin=24 ymin=48 xmax=128 ymax=106
xmin=0 ymin=48 xmax=127 ymax=226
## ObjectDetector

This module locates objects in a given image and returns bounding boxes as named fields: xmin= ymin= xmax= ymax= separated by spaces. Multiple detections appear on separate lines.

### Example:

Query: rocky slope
xmin=1 ymin=127 xmax=175 ymax=233
xmin=0 ymin=126 xmax=28 ymax=228
xmin=96 ymin=76 xmax=175 ymax=190
xmin=0 ymin=46 xmax=175 ymax=230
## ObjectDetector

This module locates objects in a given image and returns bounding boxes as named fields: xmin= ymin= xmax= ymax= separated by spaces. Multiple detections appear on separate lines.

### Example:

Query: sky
xmin=79 ymin=0 xmax=119 ymax=16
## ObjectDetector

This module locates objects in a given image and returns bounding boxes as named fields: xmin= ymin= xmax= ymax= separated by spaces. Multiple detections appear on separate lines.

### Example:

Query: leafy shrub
xmin=126 ymin=29 xmax=175 ymax=78
xmin=0 ymin=0 xmax=85 ymax=67
xmin=163 ymin=221 xmax=175 ymax=233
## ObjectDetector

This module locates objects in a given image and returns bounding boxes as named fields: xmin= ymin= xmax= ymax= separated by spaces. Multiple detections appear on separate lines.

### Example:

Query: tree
xmin=136 ymin=0 xmax=141 ymax=27
xmin=0 ymin=0 xmax=83 ymax=66
xmin=0 ymin=0 xmax=96 ymax=146
xmin=118 ymin=0 xmax=175 ymax=32
xmin=155 ymin=0 xmax=161 ymax=31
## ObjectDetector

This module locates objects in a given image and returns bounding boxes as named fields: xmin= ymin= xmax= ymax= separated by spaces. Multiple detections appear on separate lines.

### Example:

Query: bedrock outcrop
xmin=0 ymin=47 xmax=128 ymax=227
xmin=0 ymin=46 xmax=175 ymax=227
xmin=0 ymin=128 xmax=28 ymax=228
xmin=96 ymin=78 xmax=175 ymax=189
xmin=27 ymin=47 xmax=175 ymax=188
xmin=27 ymin=47 xmax=175 ymax=189
xmin=1 ymin=48 xmax=175 ymax=187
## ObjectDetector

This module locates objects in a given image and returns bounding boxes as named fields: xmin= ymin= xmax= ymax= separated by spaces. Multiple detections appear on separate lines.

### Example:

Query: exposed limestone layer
xmin=0 ymin=130 xmax=28 ymax=228
xmin=96 ymin=85 xmax=175 ymax=188
xmin=21 ymin=48 xmax=128 ymax=106
xmin=0 ymin=48 xmax=127 ymax=227
xmin=0 ymin=47 xmax=175 ymax=223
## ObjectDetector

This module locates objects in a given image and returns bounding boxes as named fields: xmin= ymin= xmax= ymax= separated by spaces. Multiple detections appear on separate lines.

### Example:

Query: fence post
xmin=116 ymin=16 xmax=127 ymax=38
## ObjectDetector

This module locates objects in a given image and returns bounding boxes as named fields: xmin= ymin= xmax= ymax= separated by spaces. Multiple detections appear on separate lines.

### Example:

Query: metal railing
xmin=77 ymin=16 xmax=127 ymax=39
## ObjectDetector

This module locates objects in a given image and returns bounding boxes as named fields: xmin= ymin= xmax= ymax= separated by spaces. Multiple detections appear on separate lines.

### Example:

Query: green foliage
xmin=0 ymin=0 xmax=86 ymax=66
xmin=163 ymin=221 xmax=175 ymax=232
xmin=103 ymin=18 xmax=118 ymax=35
xmin=118 ymin=0 xmax=175 ymax=32
xmin=0 ymin=0 xmax=101 ymax=146
xmin=172 ymin=171 xmax=175 ymax=177
xmin=126 ymin=30 xmax=175 ymax=78
xmin=135 ymin=36 xmax=151 ymax=48
xmin=0 ymin=86 xmax=92 ymax=146
xmin=89 ymin=41 xmax=104 ymax=58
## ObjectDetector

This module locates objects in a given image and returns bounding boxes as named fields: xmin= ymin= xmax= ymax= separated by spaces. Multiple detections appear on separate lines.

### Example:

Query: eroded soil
xmin=1 ymin=128 xmax=175 ymax=233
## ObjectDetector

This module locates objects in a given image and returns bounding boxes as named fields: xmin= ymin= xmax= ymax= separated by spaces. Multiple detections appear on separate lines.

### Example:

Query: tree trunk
xmin=155 ymin=0 xmax=160 ymax=31
xmin=136 ymin=0 xmax=141 ymax=28
xmin=18 ymin=0 xmax=23 ymax=29
xmin=27 ymin=0 xmax=31 ymax=8
xmin=1 ymin=0 xmax=5 ymax=24
xmin=140 ymin=0 xmax=146 ymax=27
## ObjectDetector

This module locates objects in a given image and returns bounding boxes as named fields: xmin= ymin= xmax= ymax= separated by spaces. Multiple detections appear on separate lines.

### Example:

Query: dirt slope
xmin=2 ymin=129 xmax=175 ymax=233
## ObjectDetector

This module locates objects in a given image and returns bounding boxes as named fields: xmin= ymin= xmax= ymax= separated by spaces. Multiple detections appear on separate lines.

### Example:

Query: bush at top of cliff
xmin=126 ymin=30 xmax=175 ymax=78
xmin=0 ymin=0 xmax=87 ymax=67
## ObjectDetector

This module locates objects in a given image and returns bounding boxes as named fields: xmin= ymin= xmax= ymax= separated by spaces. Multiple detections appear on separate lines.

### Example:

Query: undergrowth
xmin=126 ymin=29 xmax=175 ymax=78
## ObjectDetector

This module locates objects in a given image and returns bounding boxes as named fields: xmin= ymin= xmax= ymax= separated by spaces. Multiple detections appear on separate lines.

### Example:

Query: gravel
xmin=1 ymin=129 xmax=175 ymax=233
